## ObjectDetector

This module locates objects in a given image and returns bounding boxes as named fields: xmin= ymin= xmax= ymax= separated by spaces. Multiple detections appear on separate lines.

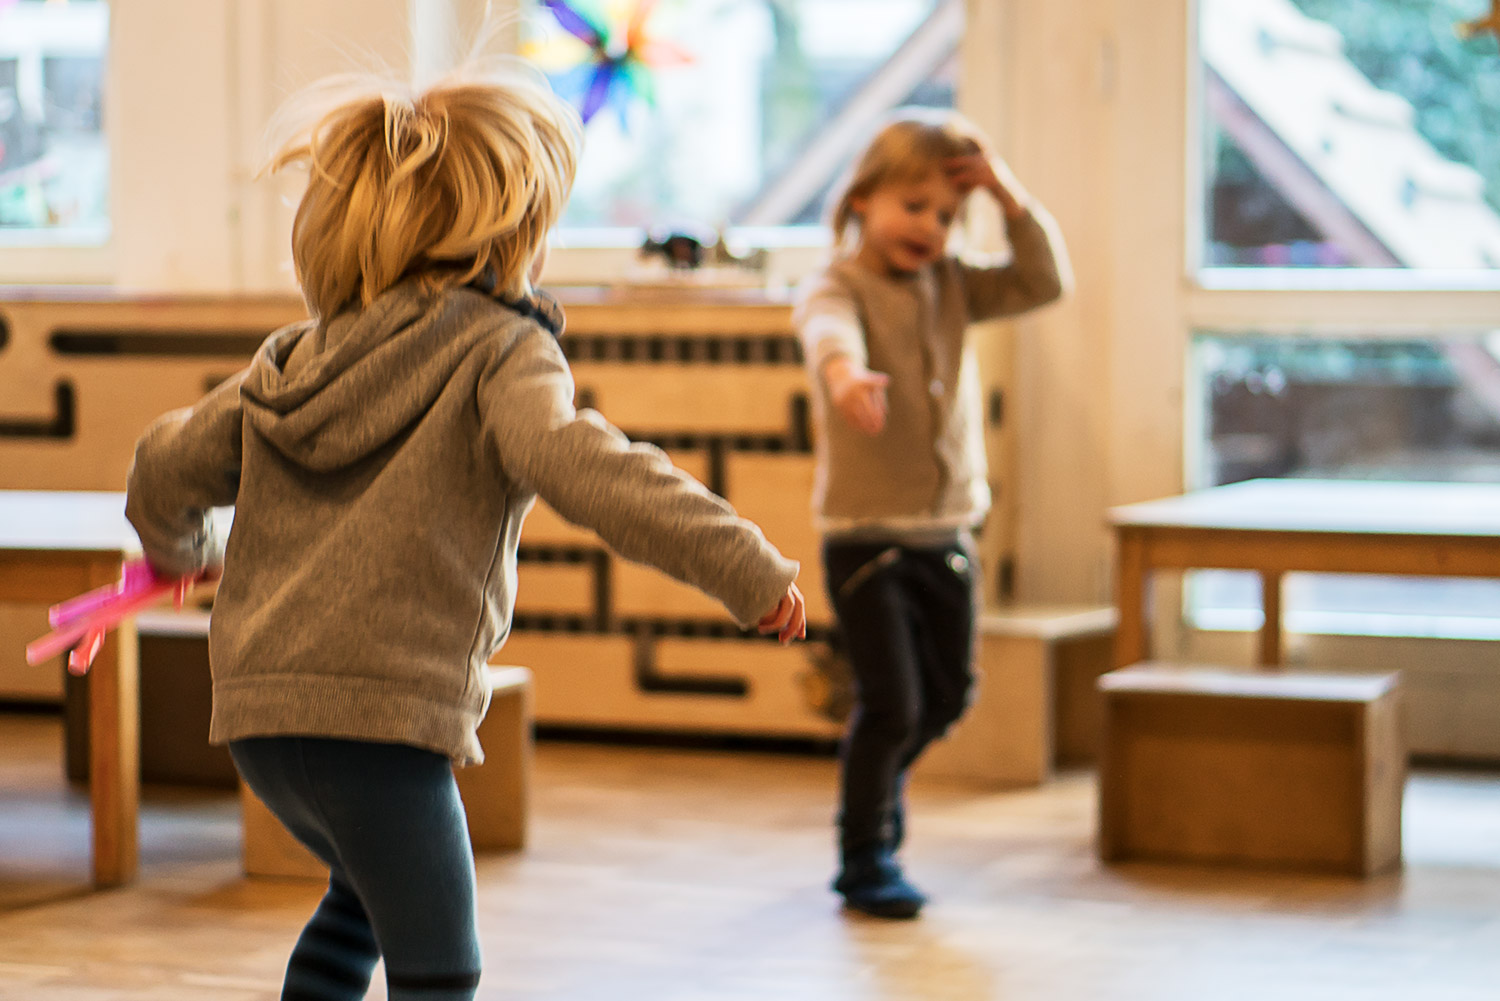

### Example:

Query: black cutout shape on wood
xmin=631 ymin=627 xmax=749 ymax=697
xmin=561 ymin=333 xmax=802 ymax=366
xmin=0 ymin=381 xmax=76 ymax=439
xmin=50 ymin=330 xmax=266 ymax=357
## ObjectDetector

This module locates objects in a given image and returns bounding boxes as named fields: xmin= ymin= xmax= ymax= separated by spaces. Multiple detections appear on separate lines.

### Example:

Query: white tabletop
xmin=0 ymin=490 xmax=139 ymax=553
xmin=1100 ymin=663 xmax=1399 ymax=702
xmin=1108 ymin=479 xmax=1500 ymax=538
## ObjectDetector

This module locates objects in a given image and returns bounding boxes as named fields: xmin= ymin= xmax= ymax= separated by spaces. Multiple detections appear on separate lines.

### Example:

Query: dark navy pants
xmin=823 ymin=536 xmax=978 ymax=859
xmin=230 ymin=736 xmax=482 ymax=1001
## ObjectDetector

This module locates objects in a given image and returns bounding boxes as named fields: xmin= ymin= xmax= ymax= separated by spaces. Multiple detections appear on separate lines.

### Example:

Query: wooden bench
xmin=64 ymin=609 xmax=228 ymax=787
xmin=916 ymin=605 xmax=1115 ymax=787
xmin=1097 ymin=664 xmax=1404 ymax=876
xmin=242 ymin=666 xmax=533 ymax=879
xmin=65 ymin=608 xmax=242 ymax=788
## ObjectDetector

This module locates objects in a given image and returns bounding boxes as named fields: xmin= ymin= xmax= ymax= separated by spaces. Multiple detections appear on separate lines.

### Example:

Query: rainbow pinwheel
xmin=535 ymin=0 xmax=692 ymax=125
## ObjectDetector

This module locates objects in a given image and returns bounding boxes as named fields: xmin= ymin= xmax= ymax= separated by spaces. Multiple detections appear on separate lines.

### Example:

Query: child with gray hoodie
xmin=124 ymin=58 xmax=804 ymax=1001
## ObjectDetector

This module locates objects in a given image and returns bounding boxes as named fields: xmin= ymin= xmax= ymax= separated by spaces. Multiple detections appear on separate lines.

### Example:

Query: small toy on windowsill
xmin=629 ymin=226 xmax=772 ymax=288
xmin=640 ymin=226 xmax=711 ymax=270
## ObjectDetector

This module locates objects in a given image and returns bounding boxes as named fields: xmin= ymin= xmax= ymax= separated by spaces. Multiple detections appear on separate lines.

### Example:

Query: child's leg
xmin=888 ymin=539 xmax=979 ymax=852
xmin=232 ymin=738 xmax=382 ymax=1000
xmin=823 ymin=542 xmax=924 ymax=860
xmin=902 ymin=539 xmax=979 ymax=764
xmin=284 ymin=872 xmax=382 ymax=1000
xmin=231 ymin=737 xmax=482 ymax=1001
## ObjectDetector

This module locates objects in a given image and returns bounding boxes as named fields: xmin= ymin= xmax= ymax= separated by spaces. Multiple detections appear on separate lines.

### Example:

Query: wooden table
xmin=0 ymin=490 xmax=141 ymax=887
xmin=1109 ymin=479 xmax=1500 ymax=669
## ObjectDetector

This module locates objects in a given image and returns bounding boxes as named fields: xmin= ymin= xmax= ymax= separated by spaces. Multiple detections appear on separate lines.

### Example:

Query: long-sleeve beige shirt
xmin=793 ymin=207 xmax=1071 ymax=540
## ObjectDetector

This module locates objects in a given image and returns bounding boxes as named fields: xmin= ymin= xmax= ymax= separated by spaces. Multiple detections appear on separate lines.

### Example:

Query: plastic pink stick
xmin=69 ymin=628 xmax=105 ymax=676
xmin=48 ymin=580 xmax=125 ymax=628
xmin=25 ymin=559 xmax=203 ymax=671
xmin=26 ymin=581 xmax=176 ymax=666
xmin=49 ymin=559 xmax=162 ymax=628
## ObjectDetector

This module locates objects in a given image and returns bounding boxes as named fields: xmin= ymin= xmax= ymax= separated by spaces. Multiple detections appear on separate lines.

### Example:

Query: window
xmin=1190 ymin=331 xmax=1500 ymax=638
xmin=0 ymin=0 xmax=108 ymax=245
xmin=520 ymin=0 xmax=957 ymax=240
xmin=1189 ymin=0 xmax=1500 ymax=640
xmin=1200 ymin=0 xmax=1500 ymax=274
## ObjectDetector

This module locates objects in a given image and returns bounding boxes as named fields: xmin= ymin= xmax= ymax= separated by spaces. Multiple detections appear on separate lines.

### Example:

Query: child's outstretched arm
xmin=822 ymin=358 xmax=889 ymax=436
xmin=794 ymin=280 xmax=888 ymax=437
xmin=125 ymin=372 xmax=246 ymax=577
xmin=480 ymin=326 xmax=803 ymax=639
xmin=946 ymin=151 xmax=1073 ymax=322
xmin=758 ymin=582 xmax=807 ymax=645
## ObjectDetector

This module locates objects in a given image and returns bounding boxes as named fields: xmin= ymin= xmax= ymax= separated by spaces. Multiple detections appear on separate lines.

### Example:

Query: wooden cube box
xmin=917 ymin=606 xmax=1114 ymax=787
xmin=243 ymin=666 xmax=532 ymax=878
xmin=1098 ymin=664 xmax=1403 ymax=876
xmin=453 ymin=665 xmax=532 ymax=852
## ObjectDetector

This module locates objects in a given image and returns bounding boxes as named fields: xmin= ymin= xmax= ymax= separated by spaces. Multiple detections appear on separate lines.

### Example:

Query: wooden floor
xmin=1 ymin=712 xmax=1498 ymax=1000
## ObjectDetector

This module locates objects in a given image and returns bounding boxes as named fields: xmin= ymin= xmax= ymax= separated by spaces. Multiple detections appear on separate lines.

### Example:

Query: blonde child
xmin=124 ymin=58 xmax=804 ymax=1000
xmin=794 ymin=109 xmax=1069 ymax=919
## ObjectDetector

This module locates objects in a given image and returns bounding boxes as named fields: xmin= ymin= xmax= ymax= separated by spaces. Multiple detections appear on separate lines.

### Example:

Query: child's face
xmin=851 ymin=170 xmax=964 ymax=276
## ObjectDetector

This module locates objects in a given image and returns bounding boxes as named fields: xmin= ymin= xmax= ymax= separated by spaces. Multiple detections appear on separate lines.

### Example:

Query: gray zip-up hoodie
xmin=125 ymin=279 xmax=798 ymax=765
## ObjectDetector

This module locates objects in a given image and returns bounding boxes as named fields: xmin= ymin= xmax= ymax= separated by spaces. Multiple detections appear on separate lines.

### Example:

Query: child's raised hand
xmin=824 ymin=356 xmax=890 ymax=436
xmin=758 ymin=582 xmax=807 ymax=645
xmin=945 ymin=152 xmax=1030 ymax=221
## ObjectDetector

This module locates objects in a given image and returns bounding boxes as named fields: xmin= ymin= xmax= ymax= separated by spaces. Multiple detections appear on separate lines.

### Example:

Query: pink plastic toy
xmin=25 ymin=558 xmax=204 ymax=675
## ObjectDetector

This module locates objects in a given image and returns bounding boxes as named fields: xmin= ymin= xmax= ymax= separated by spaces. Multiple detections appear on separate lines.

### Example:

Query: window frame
xmin=1170 ymin=0 xmax=1500 ymax=645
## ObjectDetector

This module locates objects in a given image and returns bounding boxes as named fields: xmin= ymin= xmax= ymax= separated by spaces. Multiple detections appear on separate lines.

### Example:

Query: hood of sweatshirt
xmin=240 ymin=279 xmax=561 ymax=472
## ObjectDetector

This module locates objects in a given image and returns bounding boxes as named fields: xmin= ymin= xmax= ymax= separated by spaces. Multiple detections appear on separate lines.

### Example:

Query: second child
xmin=794 ymin=108 xmax=1070 ymax=919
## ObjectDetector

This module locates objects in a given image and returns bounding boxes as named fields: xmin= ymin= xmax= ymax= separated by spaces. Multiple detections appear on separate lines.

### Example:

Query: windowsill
xmin=1194 ymin=266 xmax=1500 ymax=293
xmin=1193 ymin=607 xmax=1500 ymax=642
xmin=552 ymin=225 xmax=830 ymax=251
xmin=546 ymin=282 xmax=794 ymax=307
xmin=0 ymin=224 xmax=110 ymax=249
xmin=542 ymin=228 xmax=830 ymax=290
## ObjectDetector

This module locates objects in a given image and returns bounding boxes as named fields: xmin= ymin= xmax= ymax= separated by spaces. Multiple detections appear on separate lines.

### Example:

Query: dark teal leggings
xmin=230 ymin=736 xmax=481 ymax=1001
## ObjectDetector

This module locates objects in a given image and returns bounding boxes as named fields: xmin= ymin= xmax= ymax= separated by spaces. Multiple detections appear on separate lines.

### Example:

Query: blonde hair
xmin=829 ymin=107 xmax=985 ymax=246
xmin=265 ymin=58 xmax=581 ymax=319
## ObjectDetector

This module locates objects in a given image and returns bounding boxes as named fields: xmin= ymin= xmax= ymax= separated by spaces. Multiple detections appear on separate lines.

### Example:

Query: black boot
xmin=833 ymin=847 xmax=926 ymax=919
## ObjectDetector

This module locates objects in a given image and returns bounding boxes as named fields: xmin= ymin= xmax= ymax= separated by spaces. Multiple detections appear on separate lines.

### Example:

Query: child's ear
xmin=849 ymin=194 xmax=869 ymax=219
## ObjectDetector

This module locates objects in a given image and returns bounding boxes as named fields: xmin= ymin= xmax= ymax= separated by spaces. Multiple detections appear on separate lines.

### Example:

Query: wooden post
xmin=87 ymin=557 xmax=139 ymax=887
xmin=1258 ymin=570 xmax=1284 ymax=669
xmin=1113 ymin=528 xmax=1149 ymax=668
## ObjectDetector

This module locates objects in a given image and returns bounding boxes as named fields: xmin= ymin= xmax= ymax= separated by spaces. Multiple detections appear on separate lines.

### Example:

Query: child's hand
xmin=946 ymin=151 xmax=1030 ymax=221
xmin=825 ymin=356 xmax=890 ymax=436
xmin=758 ymin=582 xmax=807 ymax=645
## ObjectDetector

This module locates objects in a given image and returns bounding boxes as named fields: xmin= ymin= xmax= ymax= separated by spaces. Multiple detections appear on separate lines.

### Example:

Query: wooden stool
xmin=1098 ymin=664 xmax=1404 ymax=876
xmin=65 ymin=608 xmax=238 ymax=788
xmin=917 ymin=606 xmax=1115 ymax=787
xmin=242 ymin=666 xmax=533 ymax=879
xmin=454 ymin=665 xmax=532 ymax=852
